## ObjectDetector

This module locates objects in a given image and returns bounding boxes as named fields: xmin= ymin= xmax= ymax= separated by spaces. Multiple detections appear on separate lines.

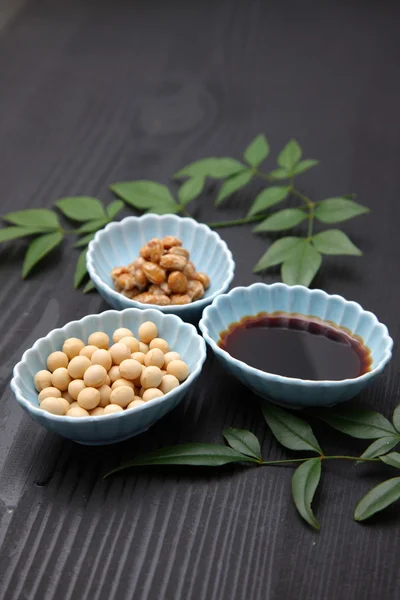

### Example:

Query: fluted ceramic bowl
xmin=86 ymin=215 xmax=235 ymax=321
xmin=199 ymin=283 xmax=393 ymax=408
xmin=11 ymin=308 xmax=206 ymax=445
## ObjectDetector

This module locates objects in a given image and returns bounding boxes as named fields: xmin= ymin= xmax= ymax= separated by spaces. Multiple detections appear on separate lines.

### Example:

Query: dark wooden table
xmin=1 ymin=1 xmax=400 ymax=598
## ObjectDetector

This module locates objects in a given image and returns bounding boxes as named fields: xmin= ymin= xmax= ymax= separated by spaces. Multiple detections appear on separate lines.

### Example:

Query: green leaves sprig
xmin=223 ymin=427 xmax=262 ymax=460
xmin=105 ymin=134 xmax=368 ymax=288
xmin=56 ymin=196 xmax=123 ymax=291
xmin=110 ymin=181 xmax=180 ymax=215
xmin=173 ymin=135 xmax=369 ymax=286
xmin=0 ymin=197 xmax=124 ymax=289
xmin=354 ymin=477 xmax=400 ymax=522
xmin=0 ymin=132 xmax=369 ymax=289
xmin=291 ymin=458 xmax=322 ymax=530
xmin=0 ymin=134 xmax=368 ymax=291
xmin=261 ymin=402 xmax=322 ymax=454
xmin=261 ymin=402 xmax=323 ymax=529
xmin=105 ymin=401 xmax=400 ymax=531
xmin=1 ymin=209 xmax=63 ymax=278
xmin=317 ymin=406 xmax=400 ymax=458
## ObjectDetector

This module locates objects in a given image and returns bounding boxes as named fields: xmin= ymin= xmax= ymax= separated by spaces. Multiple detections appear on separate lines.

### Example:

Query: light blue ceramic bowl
xmin=11 ymin=308 xmax=206 ymax=445
xmin=86 ymin=215 xmax=235 ymax=320
xmin=199 ymin=283 xmax=393 ymax=408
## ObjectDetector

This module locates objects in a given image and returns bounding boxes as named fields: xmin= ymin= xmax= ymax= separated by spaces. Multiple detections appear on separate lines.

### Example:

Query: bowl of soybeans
xmin=86 ymin=214 xmax=235 ymax=320
xmin=11 ymin=308 xmax=206 ymax=445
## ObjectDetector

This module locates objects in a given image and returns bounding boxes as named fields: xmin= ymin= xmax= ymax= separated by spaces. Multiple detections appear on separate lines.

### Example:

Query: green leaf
xmin=215 ymin=170 xmax=252 ymax=205
xmin=174 ymin=157 xmax=244 ymax=179
xmin=359 ymin=437 xmax=400 ymax=460
xmin=292 ymin=458 xmax=321 ymax=530
xmin=392 ymin=406 xmax=400 ymax=433
xmin=312 ymin=230 xmax=362 ymax=256
xmin=261 ymin=402 xmax=322 ymax=454
xmin=178 ymin=176 xmax=205 ymax=206
xmin=146 ymin=202 xmax=180 ymax=215
xmin=21 ymin=232 xmax=63 ymax=278
xmin=74 ymin=233 xmax=95 ymax=248
xmin=3 ymin=208 xmax=59 ymax=230
xmin=253 ymin=208 xmax=307 ymax=232
xmin=107 ymin=200 xmax=124 ymax=220
xmin=0 ymin=226 xmax=50 ymax=243
xmin=56 ymin=197 xmax=105 ymax=222
xmin=380 ymin=452 xmax=400 ymax=469
xmin=281 ymin=241 xmax=322 ymax=287
xmin=277 ymin=139 xmax=302 ymax=171
xmin=318 ymin=407 xmax=397 ymax=439
xmin=291 ymin=159 xmax=319 ymax=176
xmin=83 ymin=279 xmax=96 ymax=294
xmin=268 ymin=168 xmax=289 ymax=180
xmin=354 ymin=477 xmax=400 ymax=522
xmin=247 ymin=186 xmax=290 ymax=217
xmin=253 ymin=237 xmax=304 ymax=272
xmin=243 ymin=134 xmax=269 ymax=167
xmin=315 ymin=198 xmax=369 ymax=224
xmin=110 ymin=181 xmax=175 ymax=210
xmin=74 ymin=249 xmax=88 ymax=288
xmin=223 ymin=428 xmax=262 ymax=460
xmin=104 ymin=443 xmax=257 ymax=477
xmin=76 ymin=219 xmax=108 ymax=234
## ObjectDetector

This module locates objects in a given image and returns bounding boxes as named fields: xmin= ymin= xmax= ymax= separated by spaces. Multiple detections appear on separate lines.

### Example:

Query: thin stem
xmin=307 ymin=207 xmax=314 ymax=238
xmin=290 ymin=187 xmax=315 ymax=239
xmin=323 ymin=455 xmax=380 ymax=462
xmin=261 ymin=458 xmax=309 ymax=466
xmin=254 ymin=170 xmax=314 ymax=210
xmin=253 ymin=171 xmax=317 ymax=239
xmin=176 ymin=203 xmax=192 ymax=218
xmin=61 ymin=223 xmax=113 ymax=236
xmin=254 ymin=171 xmax=274 ymax=182
xmin=291 ymin=187 xmax=313 ymax=208
xmin=206 ymin=171 xmax=315 ymax=238
xmin=207 ymin=214 xmax=265 ymax=229
xmin=261 ymin=455 xmax=380 ymax=467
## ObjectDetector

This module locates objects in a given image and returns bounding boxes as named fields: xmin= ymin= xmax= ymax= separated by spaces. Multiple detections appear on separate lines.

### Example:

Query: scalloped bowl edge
xmin=86 ymin=215 xmax=235 ymax=316
xmin=11 ymin=308 xmax=207 ymax=444
xmin=199 ymin=283 xmax=393 ymax=408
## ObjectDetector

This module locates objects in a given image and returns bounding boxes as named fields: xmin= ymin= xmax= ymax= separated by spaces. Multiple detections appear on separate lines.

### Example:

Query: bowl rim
xmin=11 ymin=307 xmax=207 ymax=423
xmin=199 ymin=282 xmax=393 ymax=386
xmin=86 ymin=214 xmax=235 ymax=312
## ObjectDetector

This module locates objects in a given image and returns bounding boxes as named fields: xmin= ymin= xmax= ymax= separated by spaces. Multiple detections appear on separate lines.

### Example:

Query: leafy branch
xmin=0 ymin=133 xmax=369 ymax=288
xmin=0 ymin=198 xmax=124 ymax=291
xmin=104 ymin=402 xmax=400 ymax=531
xmin=172 ymin=136 xmax=368 ymax=286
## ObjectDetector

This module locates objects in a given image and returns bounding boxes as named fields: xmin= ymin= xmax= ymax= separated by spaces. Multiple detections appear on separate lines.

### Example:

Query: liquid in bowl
xmin=218 ymin=312 xmax=372 ymax=381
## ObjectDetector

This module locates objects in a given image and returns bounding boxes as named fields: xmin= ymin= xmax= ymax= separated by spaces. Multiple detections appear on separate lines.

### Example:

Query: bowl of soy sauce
xmin=199 ymin=283 xmax=393 ymax=408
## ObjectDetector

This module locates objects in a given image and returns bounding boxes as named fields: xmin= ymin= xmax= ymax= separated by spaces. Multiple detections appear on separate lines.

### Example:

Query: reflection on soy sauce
xmin=218 ymin=312 xmax=371 ymax=381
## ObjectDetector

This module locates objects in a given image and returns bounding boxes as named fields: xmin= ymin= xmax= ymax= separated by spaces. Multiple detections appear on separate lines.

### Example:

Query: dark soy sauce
xmin=218 ymin=312 xmax=372 ymax=381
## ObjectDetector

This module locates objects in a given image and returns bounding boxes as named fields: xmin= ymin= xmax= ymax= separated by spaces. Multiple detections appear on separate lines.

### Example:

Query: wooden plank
xmin=0 ymin=1 xmax=400 ymax=599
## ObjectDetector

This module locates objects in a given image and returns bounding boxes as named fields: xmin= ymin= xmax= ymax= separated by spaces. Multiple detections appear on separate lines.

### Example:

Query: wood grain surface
xmin=0 ymin=1 xmax=400 ymax=598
